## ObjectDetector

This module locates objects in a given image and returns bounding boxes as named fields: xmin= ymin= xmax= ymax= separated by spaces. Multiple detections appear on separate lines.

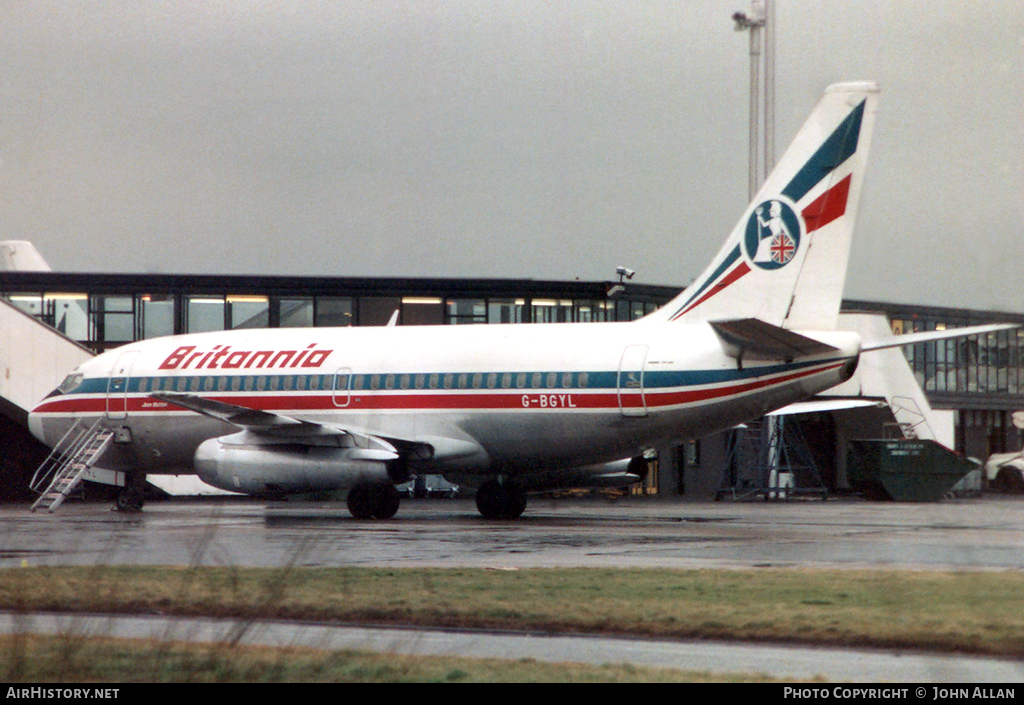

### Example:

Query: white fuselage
xmin=29 ymin=320 xmax=861 ymax=487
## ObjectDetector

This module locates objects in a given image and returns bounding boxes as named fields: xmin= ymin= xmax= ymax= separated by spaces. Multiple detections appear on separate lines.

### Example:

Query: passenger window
xmin=562 ymin=372 xmax=572 ymax=388
xmin=531 ymin=372 xmax=542 ymax=388
xmin=487 ymin=373 xmax=497 ymax=389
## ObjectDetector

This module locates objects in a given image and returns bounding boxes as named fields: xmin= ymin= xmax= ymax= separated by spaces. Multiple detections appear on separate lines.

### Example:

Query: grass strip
xmin=0 ymin=566 xmax=1021 ymax=657
xmin=0 ymin=634 xmax=777 ymax=683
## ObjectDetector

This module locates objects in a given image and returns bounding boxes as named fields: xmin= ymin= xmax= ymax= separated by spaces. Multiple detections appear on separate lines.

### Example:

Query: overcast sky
xmin=1 ymin=1 xmax=1022 ymax=313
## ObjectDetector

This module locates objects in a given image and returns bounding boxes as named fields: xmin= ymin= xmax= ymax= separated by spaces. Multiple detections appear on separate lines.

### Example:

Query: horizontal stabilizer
xmin=711 ymin=318 xmax=840 ymax=362
xmin=862 ymin=323 xmax=1020 ymax=352
xmin=766 ymin=398 xmax=888 ymax=416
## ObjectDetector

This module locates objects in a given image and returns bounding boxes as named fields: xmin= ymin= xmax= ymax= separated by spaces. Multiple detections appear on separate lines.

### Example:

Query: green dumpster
xmin=847 ymin=439 xmax=979 ymax=502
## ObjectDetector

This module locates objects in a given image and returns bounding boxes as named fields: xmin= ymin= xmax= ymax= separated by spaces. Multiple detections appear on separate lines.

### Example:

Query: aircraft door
xmin=332 ymin=367 xmax=352 ymax=407
xmin=106 ymin=350 xmax=140 ymax=420
xmin=617 ymin=345 xmax=648 ymax=417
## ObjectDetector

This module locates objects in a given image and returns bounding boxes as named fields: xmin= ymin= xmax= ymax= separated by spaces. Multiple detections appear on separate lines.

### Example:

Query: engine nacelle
xmin=194 ymin=437 xmax=393 ymax=496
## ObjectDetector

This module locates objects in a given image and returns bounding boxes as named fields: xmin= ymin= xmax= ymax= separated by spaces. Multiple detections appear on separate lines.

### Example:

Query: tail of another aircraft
xmin=647 ymin=82 xmax=879 ymax=330
xmin=0 ymin=241 xmax=52 ymax=272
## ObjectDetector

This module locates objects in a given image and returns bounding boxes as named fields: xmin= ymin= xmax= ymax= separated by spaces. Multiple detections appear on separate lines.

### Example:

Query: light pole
xmin=733 ymin=1 xmax=779 ymax=492
xmin=732 ymin=0 xmax=774 ymax=200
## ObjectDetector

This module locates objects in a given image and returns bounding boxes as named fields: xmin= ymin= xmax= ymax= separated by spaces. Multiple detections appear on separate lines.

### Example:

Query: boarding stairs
xmin=29 ymin=419 xmax=114 ymax=512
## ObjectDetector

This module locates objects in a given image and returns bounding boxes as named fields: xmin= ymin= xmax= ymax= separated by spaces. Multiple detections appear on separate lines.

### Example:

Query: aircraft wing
xmin=149 ymin=392 xmax=476 ymax=461
xmin=150 ymin=392 xmax=401 ymax=452
xmin=153 ymin=392 xmax=326 ymax=433
xmin=710 ymin=318 xmax=840 ymax=361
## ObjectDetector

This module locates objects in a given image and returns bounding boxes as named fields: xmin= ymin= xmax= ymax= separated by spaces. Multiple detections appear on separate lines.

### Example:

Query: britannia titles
xmin=158 ymin=343 xmax=333 ymax=371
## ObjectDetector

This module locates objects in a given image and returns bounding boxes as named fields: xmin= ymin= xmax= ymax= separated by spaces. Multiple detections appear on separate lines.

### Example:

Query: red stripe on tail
xmin=802 ymin=174 xmax=851 ymax=233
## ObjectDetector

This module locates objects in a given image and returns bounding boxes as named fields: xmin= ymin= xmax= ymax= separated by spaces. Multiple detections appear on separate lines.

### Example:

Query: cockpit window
xmin=58 ymin=373 xmax=85 ymax=394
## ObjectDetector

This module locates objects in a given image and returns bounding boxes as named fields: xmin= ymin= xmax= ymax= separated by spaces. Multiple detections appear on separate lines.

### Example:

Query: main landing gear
xmin=346 ymin=482 xmax=401 ymax=519
xmin=475 ymin=479 xmax=526 ymax=520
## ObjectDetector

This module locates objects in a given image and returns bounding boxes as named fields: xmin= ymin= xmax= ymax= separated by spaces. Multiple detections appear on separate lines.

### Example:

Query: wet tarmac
xmin=2 ymin=495 xmax=1022 ymax=681
xmin=1 ymin=495 xmax=1022 ymax=571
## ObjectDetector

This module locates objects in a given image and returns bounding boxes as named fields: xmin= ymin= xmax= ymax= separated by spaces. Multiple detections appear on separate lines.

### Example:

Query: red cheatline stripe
xmin=802 ymin=174 xmax=851 ymax=233
xmin=645 ymin=361 xmax=844 ymax=407
xmin=33 ymin=361 xmax=843 ymax=416
xmin=671 ymin=261 xmax=752 ymax=320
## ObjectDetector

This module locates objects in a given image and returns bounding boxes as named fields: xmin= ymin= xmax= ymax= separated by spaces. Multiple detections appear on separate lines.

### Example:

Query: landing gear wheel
xmin=373 ymin=484 xmax=401 ymax=519
xmin=475 ymin=479 xmax=527 ymax=519
xmin=115 ymin=487 xmax=144 ymax=513
xmin=994 ymin=468 xmax=1024 ymax=494
xmin=346 ymin=482 xmax=401 ymax=519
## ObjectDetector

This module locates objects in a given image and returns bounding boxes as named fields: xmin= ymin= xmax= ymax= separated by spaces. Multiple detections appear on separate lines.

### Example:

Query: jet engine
xmin=194 ymin=435 xmax=397 ymax=496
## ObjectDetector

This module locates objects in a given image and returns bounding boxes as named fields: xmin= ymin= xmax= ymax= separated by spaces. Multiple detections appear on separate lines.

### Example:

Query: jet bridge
xmin=0 ymin=296 xmax=95 ymax=500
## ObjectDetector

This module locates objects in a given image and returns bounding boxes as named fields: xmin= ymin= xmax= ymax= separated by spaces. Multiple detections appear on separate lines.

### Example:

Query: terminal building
xmin=3 ymin=267 xmax=1023 ymax=502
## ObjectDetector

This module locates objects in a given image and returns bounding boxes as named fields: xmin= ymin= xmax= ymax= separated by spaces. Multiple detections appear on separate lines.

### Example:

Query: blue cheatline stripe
xmin=671 ymin=245 xmax=742 ymax=317
xmin=782 ymin=99 xmax=865 ymax=203
xmin=61 ymin=357 xmax=845 ymax=398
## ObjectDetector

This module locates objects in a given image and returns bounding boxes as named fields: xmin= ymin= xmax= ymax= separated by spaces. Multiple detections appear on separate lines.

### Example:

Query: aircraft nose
xmin=27 ymin=406 xmax=47 ymax=445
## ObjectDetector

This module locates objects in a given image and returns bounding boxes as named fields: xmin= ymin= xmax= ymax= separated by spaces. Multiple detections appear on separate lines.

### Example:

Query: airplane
xmin=27 ymin=82 xmax=1016 ymax=518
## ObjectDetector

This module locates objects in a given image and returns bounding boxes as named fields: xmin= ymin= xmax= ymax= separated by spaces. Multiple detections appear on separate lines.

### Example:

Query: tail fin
xmin=0 ymin=241 xmax=52 ymax=272
xmin=647 ymin=82 xmax=878 ymax=330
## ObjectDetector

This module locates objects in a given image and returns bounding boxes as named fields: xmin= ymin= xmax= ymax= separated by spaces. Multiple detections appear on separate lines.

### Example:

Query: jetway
xmin=830 ymin=312 xmax=954 ymax=447
xmin=0 ymin=297 xmax=95 ymax=499
xmin=0 ymin=297 xmax=94 ymax=423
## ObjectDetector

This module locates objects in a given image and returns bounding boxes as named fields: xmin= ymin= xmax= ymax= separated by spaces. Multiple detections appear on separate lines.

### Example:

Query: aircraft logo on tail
xmin=662 ymin=92 xmax=869 ymax=323
xmin=745 ymin=199 xmax=800 ymax=269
